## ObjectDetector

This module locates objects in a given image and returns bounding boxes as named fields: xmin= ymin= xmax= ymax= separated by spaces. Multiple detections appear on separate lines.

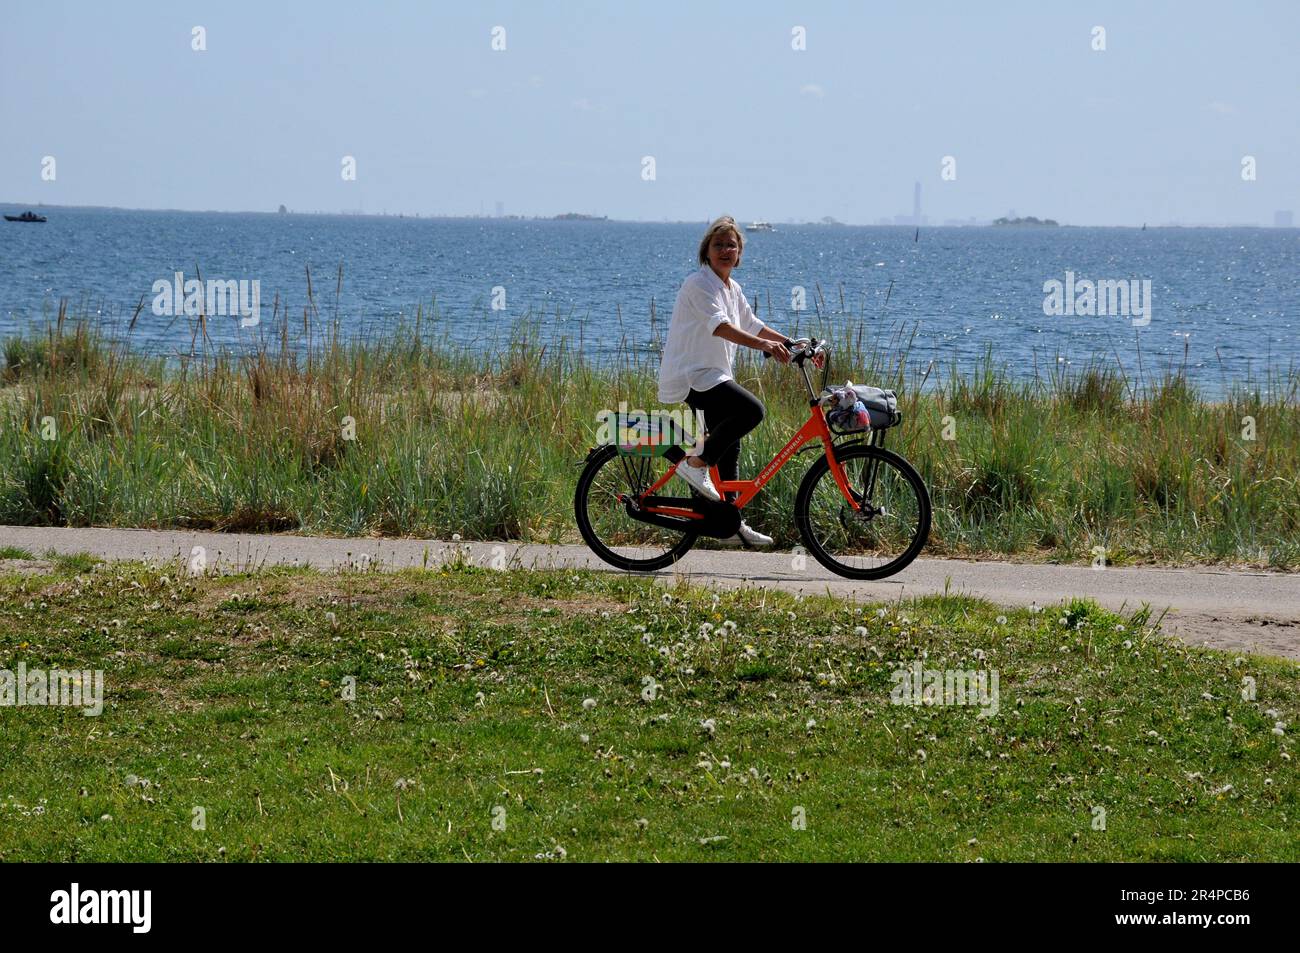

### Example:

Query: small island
xmin=554 ymin=212 xmax=609 ymax=221
xmin=992 ymin=216 xmax=1059 ymax=227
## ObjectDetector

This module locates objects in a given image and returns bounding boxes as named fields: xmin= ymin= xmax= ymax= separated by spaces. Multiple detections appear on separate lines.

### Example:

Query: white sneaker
xmin=721 ymin=521 xmax=774 ymax=548
xmin=675 ymin=460 xmax=721 ymax=501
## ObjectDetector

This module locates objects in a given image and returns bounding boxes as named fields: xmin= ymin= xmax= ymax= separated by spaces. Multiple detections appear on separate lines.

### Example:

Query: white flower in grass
xmin=451 ymin=533 xmax=461 ymax=541
xmin=1058 ymin=617 xmax=1069 ymax=627
xmin=1029 ymin=603 xmax=1042 ymax=615
xmin=635 ymin=818 xmax=649 ymax=830
xmin=1200 ymin=692 xmax=1213 ymax=701
xmin=805 ymin=717 xmax=817 ymax=731
xmin=995 ymin=616 xmax=1007 ymax=625
xmin=582 ymin=697 xmax=597 ymax=710
xmin=699 ymin=622 xmax=714 ymax=636
xmin=722 ymin=620 xmax=737 ymax=633
xmin=1273 ymin=724 xmax=1286 ymax=736
xmin=854 ymin=626 xmax=868 ymax=637
xmin=1114 ymin=624 xmax=1125 ymax=633
xmin=701 ymin=718 xmax=717 ymax=737
xmin=875 ymin=608 xmax=888 ymax=619
xmin=579 ymin=734 xmax=590 ymax=743
xmin=1122 ymin=640 xmax=1133 ymax=650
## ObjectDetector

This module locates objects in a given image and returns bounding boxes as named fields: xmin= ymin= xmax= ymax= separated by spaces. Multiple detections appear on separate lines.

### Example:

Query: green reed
xmin=1 ymin=295 xmax=1296 ymax=568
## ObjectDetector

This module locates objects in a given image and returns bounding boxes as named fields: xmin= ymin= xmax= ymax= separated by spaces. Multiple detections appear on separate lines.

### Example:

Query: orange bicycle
xmin=574 ymin=338 xmax=931 ymax=579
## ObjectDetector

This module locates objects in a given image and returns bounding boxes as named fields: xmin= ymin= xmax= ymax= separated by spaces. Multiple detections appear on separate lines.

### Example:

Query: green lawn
xmin=0 ymin=555 xmax=1295 ymax=861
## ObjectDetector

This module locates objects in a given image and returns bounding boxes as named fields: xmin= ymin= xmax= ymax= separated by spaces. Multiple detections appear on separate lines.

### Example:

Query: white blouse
xmin=657 ymin=265 xmax=767 ymax=403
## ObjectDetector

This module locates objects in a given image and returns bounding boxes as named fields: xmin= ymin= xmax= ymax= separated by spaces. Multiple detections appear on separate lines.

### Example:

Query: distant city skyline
xmin=6 ymin=196 xmax=1293 ymax=230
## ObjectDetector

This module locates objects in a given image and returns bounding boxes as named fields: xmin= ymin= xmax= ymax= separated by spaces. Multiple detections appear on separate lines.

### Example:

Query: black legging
xmin=685 ymin=380 xmax=765 ymax=504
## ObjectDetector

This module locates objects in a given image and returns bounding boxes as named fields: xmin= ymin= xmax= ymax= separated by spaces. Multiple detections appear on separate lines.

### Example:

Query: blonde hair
xmin=697 ymin=216 xmax=744 ymax=267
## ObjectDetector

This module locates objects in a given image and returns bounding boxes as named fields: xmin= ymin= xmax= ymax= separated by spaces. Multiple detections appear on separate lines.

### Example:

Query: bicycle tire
xmin=574 ymin=444 xmax=698 ymax=572
xmin=794 ymin=443 xmax=931 ymax=579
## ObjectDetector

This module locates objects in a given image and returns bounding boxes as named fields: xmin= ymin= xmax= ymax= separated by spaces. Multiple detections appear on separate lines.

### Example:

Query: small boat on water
xmin=4 ymin=211 xmax=47 ymax=223
xmin=745 ymin=220 xmax=775 ymax=233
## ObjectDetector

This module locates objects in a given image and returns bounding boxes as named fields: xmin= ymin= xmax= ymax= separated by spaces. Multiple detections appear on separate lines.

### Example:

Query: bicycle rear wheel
xmin=794 ymin=443 xmax=930 ymax=579
xmin=574 ymin=445 xmax=698 ymax=572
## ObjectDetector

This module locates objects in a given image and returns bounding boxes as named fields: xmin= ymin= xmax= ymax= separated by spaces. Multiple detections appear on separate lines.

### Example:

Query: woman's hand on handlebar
xmin=761 ymin=340 xmax=792 ymax=364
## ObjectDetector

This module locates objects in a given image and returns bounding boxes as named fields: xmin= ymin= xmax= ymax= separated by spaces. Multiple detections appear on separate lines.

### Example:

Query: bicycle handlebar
xmin=789 ymin=338 xmax=827 ymax=365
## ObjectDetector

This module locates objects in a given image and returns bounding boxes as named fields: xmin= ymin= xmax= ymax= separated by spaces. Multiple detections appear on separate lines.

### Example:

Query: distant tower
xmin=912 ymin=182 xmax=922 ymax=226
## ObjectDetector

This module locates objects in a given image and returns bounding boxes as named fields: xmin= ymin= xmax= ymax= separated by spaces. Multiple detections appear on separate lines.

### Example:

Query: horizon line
xmin=2 ymin=200 xmax=1295 ymax=230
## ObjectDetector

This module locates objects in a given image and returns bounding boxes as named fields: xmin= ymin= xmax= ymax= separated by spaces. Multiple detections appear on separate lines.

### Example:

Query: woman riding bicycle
xmin=577 ymin=219 xmax=928 ymax=577
xmin=657 ymin=215 xmax=808 ymax=548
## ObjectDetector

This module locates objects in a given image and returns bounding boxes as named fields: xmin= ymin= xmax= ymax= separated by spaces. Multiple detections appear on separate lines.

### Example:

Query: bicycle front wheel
xmin=574 ymin=445 xmax=698 ymax=572
xmin=794 ymin=443 xmax=930 ymax=579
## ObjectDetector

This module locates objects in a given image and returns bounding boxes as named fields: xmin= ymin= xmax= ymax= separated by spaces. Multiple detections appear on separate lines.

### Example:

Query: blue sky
xmin=2 ymin=0 xmax=1297 ymax=224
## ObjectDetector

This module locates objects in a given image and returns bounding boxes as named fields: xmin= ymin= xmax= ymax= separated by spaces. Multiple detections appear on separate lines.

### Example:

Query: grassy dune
xmin=0 ymin=557 xmax=1295 ymax=861
xmin=1 ymin=298 xmax=1297 ymax=567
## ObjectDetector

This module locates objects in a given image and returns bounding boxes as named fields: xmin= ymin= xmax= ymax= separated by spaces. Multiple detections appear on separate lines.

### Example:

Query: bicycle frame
xmin=632 ymin=354 xmax=864 ymax=521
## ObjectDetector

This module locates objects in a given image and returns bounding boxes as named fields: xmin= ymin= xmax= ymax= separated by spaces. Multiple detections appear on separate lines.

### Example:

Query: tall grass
xmin=1 ymin=293 xmax=1297 ymax=568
